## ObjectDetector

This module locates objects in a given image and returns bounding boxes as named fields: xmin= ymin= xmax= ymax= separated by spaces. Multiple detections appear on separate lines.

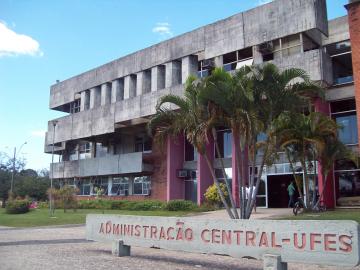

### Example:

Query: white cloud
xmin=30 ymin=130 xmax=46 ymax=138
xmin=258 ymin=0 xmax=272 ymax=5
xmin=152 ymin=22 xmax=173 ymax=39
xmin=0 ymin=21 xmax=43 ymax=57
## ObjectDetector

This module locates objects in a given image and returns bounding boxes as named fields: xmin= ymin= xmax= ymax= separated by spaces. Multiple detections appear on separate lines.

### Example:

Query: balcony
xmin=272 ymin=49 xmax=333 ymax=85
xmin=50 ymin=152 xmax=153 ymax=179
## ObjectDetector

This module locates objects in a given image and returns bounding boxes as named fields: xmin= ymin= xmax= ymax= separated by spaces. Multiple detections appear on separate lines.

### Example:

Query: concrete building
xmin=45 ymin=0 xmax=360 ymax=208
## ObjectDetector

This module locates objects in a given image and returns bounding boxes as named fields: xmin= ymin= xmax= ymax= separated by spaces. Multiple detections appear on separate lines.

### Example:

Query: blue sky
xmin=0 ymin=0 xmax=349 ymax=170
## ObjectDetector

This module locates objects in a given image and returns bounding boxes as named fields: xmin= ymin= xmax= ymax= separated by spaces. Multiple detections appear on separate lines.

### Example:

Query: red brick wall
xmin=347 ymin=1 xmax=360 ymax=146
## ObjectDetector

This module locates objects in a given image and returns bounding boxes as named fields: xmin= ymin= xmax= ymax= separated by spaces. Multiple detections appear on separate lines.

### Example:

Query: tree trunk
xmin=245 ymin=139 xmax=256 ymax=218
xmin=212 ymin=128 xmax=239 ymax=219
xmin=233 ymin=129 xmax=245 ymax=219
xmin=246 ymin=142 xmax=268 ymax=219
xmin=285 ymin=150 xmax=304 ymax=203
xmin=203 ymin=153 xmax=235 ymax=219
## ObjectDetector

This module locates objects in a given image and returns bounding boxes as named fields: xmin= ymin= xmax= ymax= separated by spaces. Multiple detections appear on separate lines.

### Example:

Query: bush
xmin=165 ymin=200 xmax=196 ymax=211
xmin=37 ymin=201 xmax=49 ymax=209
xmin=204 ymin=183 xmax=229 ymax=207
xmin=78 ymin=199 xmax=166 ymax=211
xmin=6 ymin=199 xmax=30 ymax=214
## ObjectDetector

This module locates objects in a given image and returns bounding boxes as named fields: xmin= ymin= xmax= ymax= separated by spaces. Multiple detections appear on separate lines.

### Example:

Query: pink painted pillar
xmin=232 ymin=137 xmax=249 ymax=207
xmin=314 ymin=98 xmax=335 ymax=208
xmin=166 ymin=135 xmax=185 ymax=201
xmin=197 ymin=138 xmax=214 ymax=205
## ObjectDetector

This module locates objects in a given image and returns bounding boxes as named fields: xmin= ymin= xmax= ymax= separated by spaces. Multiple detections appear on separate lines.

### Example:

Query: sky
xmin=0 ymin=0 xmax=350 ymax=170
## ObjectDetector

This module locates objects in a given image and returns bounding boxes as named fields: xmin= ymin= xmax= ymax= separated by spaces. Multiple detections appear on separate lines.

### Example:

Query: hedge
xmin=6 ymin=199 xmax=30 ymax=214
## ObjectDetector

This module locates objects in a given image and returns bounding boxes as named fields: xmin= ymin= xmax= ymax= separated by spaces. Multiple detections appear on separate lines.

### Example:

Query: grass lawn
xmin=280 ymin=209 xmax=360 ymax=223
xmin=0 ymin=208 xmax=192 ymax=227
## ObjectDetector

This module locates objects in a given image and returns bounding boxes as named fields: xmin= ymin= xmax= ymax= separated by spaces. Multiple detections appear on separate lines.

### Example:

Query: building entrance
xmin=267 ymin=174 xmax=299 ymax=208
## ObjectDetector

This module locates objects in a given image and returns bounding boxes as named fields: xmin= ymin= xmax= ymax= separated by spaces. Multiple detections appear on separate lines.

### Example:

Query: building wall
xmin=347 ymin=1 xmax=360 ymax=145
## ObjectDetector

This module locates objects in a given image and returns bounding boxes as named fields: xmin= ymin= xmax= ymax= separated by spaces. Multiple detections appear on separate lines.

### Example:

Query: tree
xmin=275 ymin=112 xmax=339 ymax=208
xmin=148 ymin=76 xmax=236 ymax=219
xmin=198 ymin=64 xmax=322 ymax=218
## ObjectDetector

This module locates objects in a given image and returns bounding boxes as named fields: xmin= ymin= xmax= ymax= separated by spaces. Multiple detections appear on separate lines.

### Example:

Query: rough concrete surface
xmin=1 ymin=211 xmax=360 ymax=270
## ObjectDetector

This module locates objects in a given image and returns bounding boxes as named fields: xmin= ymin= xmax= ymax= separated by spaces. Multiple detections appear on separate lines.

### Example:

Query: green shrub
xmin=204 ymin=183 xmax=229 ymax=207
xmin=165 ymin=200 xmax=196 ymax=211
xmin=37 ymin=201 xmax=49 ymax=209
xmin=6 ymin=199 xmax=30 ymax=214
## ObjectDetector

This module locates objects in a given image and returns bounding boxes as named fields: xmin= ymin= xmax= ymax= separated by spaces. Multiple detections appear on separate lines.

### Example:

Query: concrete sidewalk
xmin=192 ymin=208 xmax=293 ymax=220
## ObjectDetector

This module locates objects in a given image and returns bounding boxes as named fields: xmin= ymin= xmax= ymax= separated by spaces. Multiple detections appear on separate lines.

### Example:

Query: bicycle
xmin=293 ymin=196 xmax=326 ymax=216
xmin=293 ymin=198 xmax=304 ymax=216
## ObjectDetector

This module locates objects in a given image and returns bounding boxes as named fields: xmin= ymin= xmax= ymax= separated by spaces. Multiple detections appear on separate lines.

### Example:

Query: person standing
xmin=287 ymin=181 xmax=296 ymax=208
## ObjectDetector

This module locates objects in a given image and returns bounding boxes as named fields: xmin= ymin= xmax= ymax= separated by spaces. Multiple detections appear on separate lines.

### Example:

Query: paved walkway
xmin=192 ymin=208 xmax=293 ymax=220
xmin=0 ymin=209 xmax=358 ymax=270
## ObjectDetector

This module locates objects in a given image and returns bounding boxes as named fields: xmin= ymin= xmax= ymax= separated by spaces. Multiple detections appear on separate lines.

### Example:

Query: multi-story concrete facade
xmin=45 ymin=0 xmax=360 ymax=208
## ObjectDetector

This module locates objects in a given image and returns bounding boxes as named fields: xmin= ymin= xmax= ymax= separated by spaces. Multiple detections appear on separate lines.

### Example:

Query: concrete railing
xmin=50 ymin=152 xmax=153 ymax=179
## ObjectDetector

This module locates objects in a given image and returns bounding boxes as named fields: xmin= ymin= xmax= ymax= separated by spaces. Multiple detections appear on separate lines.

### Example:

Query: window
xmin=335 ymin=160 xmax=360 ymax=206
xmin=135 ymin=136 xmax=152 ymax=153
xmin=133 ymin=176 xmax=151 ymax=195
xmin=260 ymin=34 xmax=302 ymax=62
xmin=70 ymin=99 xmax=80 ymax=114
xmin=215 ymin=168 xmax=232 ymax=192
xmin=215 ymin=129 xmax=232 ymax=158
xmin=185 ymin=138 xmax=197 ymax=161
xmin=223 ymin=47 xmax=253 ymax=72
xmin=79 ymin=180 xmax=91 ymax=196
xmin=95 ymin=143 xmax=108 ymax=158
xmin=111 ymin=177 xmax=129 ymax=196
xmin=331 ymin=99 xmax=358 ymax=145
xmin=93 ymin=178 xmax=108 ymax=195
xmin=79 ymin=142 xmax=91 ymax=159
xmin=198 ymin=59 xmax=214 ymax=78
xmin=326 ymin=41 xmax=353 ymax=85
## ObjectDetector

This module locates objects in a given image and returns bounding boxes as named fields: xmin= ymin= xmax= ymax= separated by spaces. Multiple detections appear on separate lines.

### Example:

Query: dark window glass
xmin=336 ymin=171 xmax=360 ymax=200
xmin=185 ymin=139 xmax=197 ymax=161
xmin=330 ymin=99 xmax=356 ymax=113
xmin=335 ymin=113 xmax=358 ymax=144
xmin=216 ymin=130 xmax=232 ymax=158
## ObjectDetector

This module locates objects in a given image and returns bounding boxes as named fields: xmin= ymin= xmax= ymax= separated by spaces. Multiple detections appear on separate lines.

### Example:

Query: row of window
xmin=66 ymin=176 xmax=151 ymax=196
xmin=184 ymin=99 xmax=358 ymax=161
xmin=65 ymin=136 xmax=152 ymax=161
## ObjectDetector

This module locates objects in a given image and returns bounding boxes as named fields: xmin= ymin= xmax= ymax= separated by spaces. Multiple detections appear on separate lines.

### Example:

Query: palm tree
xmin=243 ymin=64 xmax=323 ymax=217
xmin=198 ymin=67 xmax=257 ymax=218
xmin=148 ymin=76 xmax=236 ymax=219
xmin=275 ymin=112 xmax=339 ymax=208
xmin=315 ymin=136 xmax=354 ymax=208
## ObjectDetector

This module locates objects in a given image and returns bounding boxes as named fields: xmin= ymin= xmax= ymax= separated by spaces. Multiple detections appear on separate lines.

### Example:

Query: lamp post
xmin=49 ymin=120 xmax=58 ymax=217
xmin=10 ymin=142 xmax=27 ymax=194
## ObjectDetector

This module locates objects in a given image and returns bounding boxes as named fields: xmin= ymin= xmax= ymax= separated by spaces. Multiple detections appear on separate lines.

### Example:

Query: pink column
xmin=197 ymin=138 xmax=214 ymax=205
xmin=166 ymin=135 xmax=185 ymax=201
xmin=314 ymin=98 xmax=335 ymax=208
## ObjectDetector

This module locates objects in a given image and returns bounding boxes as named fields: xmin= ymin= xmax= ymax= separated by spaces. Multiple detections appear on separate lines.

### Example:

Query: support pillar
xmin=136 ymin=70 xmax=151 ymax=96
xmin=263 ymin=254 xmax=287 ymax=270
xmin=100 ymin=83 xmax=111 ymax=106
xmin=111 ymin=79 xmax=124 ymax=103
xmin=112 ymin=240 xmax=131 ymax=257
xmin=151 ymin=65 xmax=165 ymax=91
xmin=314 ymin=98 xmax=335 ymax=208
xmin=89 ymin=86 xmax=100 ymax=109
xmin=124 ymin=74 xmax=136 ymax=99
xmin=165 ymin=61 xmax=181 ymax=88
xmin=214 ymin=55 xmax=223 ymax=67
xmin=197 ymin=138 xmax=214 ymax=205
xmin=80 ymin=90 xmax=90 ymax=111
xmin=166 ymin=135 xmax=185 ymax=201
xmin=181 ymin=55 xmax=198 ymax=84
